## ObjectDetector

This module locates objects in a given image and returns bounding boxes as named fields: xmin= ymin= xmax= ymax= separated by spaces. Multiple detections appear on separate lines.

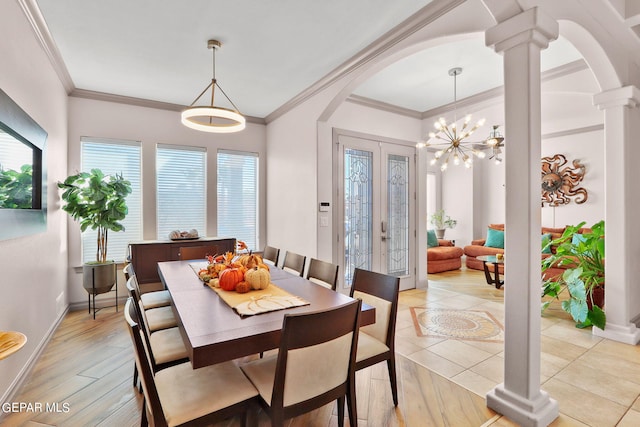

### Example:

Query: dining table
xmin=158 ymin=260 xmax=375 ymax=369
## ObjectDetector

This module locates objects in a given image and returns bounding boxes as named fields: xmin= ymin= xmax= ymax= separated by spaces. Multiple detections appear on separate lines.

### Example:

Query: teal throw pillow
xmin=427 ymin=229 xmax=438 ymax=248
xmin=571 ymin=232 xmax=587 ymax=246
xmin=541 ymin=233 xmax=552 ymax=254
xmin=485 ymin=228 xmax=504 ymax=249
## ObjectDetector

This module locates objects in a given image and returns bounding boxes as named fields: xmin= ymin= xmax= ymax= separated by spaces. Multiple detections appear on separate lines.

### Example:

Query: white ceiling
xmin=36 ymin=0 xmax=584 ymax=120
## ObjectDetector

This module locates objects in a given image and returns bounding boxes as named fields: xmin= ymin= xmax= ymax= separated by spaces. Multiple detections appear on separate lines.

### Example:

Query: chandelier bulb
xmin=440 ymin=163 xmax=448 ymax=172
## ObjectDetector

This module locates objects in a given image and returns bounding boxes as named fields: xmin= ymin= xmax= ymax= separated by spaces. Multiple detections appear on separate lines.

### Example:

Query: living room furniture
xmin=427 ymin=239 xmax=464 ymax=274
xmin=127 ymin=237 xmax=235 ymax=285
xmin=477 ymin=255 xmax=505 ymax=288
xmin=157 ymin=261 xmax=375 ymax=368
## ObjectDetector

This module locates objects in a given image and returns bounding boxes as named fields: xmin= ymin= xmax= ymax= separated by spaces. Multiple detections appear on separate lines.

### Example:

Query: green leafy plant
xmin=58 ymin=169 xmax=132 ymax=263
xmin=0 ymin=164 xmax=33 ymax=209
xmin=541 ymin=220 xmax=605 ymax=329
xmin=430 ymin=209 xmax=457 ymax=229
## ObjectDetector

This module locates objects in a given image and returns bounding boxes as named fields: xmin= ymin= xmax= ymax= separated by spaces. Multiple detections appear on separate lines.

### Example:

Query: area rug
xmin=410 ymin=307 xmax=504 ymax=343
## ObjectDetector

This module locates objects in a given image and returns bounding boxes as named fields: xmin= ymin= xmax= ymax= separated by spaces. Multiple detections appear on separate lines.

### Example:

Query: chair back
xmin=124 ymin=298 xmax=166 ymax=427
xmin=306 ymin=258 xmax=339 ymax=291
xmin=178 ymin=245 xmax=220 ymax=260
xmin=350 ymin=268 xmax=399 ymax=347
xmin=123 ymin=263 xmax=134 ymax=281
xmin=262 ymin=245 xmax=280 ymax=266
xmin=282 ymin=251 xmax=306 ymax=277
xmin=125 ymin=276 xmax=160 ymax=367
xmin=272 ymin=299 xmax=361 ymax=413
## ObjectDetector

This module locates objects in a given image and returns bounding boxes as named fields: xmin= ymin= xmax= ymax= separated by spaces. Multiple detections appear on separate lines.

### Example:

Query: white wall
xmin=66 ymin=97 xmax=267 ymax=304
xmin=0 ymin=1 xmax=69 ymax=402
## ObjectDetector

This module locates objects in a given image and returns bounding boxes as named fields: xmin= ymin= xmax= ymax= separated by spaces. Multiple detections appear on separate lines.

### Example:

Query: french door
xmin=337 ymin=134 xmax=416 ymax=291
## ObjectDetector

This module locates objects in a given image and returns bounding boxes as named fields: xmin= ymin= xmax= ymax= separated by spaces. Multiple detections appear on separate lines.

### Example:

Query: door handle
xmin=381 ymin=221 xmax=387 ymax=233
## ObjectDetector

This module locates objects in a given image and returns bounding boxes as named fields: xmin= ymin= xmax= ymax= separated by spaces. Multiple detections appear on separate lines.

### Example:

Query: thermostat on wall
xmin=319 ymin=202 xmax=330 ymax=212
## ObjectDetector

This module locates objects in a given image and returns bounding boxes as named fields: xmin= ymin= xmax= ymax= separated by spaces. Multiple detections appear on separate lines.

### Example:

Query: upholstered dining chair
xmin=126 ymin=295 xmax=188 ymax=392
xmin=178 ymin=245 xmax=220 ymax=261
xmin=306 ymin=258 xmax=339 ymax=291
xmin=262 ymin=245 xmax=280 ymax=266
xmin=281 ymin=251 xmax=306 ymax=277
xmin=241 ymin=299 xmax=361 ymax=427
xmin=350 ymin=268 xmax=400 ymax=406
xmin=126 ymin=276 xmax=177 ymax=333
xmin=124 ymin=263 xmax=171 ymax=310
xmin=124 ymin=298 xmax=258 ymax=427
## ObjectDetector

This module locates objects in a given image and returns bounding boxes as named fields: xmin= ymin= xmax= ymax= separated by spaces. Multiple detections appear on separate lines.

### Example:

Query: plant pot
xmin=83 ymin=261 xmax=116 ymax=295
xmin=588 ymin=286 xmax=605 ymax=310
xmin=435 ymin=229 xmax=446 ymax=239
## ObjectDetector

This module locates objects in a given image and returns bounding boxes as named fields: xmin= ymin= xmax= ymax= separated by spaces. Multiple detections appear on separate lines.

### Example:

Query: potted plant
xmin=430 ymin=209 xmax=457 ymax=239
xmin=58 ymin=169 xmax=132 ymax=295
xmin=541 ymin=220 xmax=605 ymax=329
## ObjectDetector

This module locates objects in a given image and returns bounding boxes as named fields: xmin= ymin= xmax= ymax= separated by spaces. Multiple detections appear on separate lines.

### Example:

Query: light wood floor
xmin=2 ymin=272 xmax=499 ymax=427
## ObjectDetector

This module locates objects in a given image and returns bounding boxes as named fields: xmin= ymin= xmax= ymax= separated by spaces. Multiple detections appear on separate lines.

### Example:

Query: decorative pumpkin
xmin=235 ymin=281 xmax=251 ymax=294
xmin=209 ymin=278 xmax=220 ymax=288
xmin=257 ymin=263 xmax=270 ymax=271
xmin=238 ymin=254 xmax=263 ymax=269
xmin=245 ymin=267 xmax=270 ymax=290
xmin=219 ymin=268 xmax=244 ymax=291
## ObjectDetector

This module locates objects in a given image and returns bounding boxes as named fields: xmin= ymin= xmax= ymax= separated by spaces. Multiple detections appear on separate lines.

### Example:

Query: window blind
xmin=81 ymin=138 xmax=142 ymax=263
xmin=217 ymin=150 xmax=258 ymax=250
xmin=156 ymin=144 xmax=206 ymax=239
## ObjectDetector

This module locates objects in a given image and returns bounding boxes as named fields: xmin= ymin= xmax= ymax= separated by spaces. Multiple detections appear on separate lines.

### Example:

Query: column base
xmin=593 ymin=322 xmax=640 ymax=344
xmin=487 ymin=384 xmax=558 ymax=427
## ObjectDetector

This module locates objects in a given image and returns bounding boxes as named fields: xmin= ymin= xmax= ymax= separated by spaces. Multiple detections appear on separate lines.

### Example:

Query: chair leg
xmin=140 ymin=396 xmax=148 ymax=427
xmin=347 ymin=376 xmax=358 ymax=427
xmin=337 ymin=396 xmax=345 ymax=427
xmin=387 ymin=357 xmax=398 ymax=406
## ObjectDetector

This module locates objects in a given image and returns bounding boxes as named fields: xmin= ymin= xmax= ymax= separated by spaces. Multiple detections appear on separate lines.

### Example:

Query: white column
xmin=485 ymin=8 xmax=559 ymax=427
xmin=592 ymin=86 xmax=640 ymax=344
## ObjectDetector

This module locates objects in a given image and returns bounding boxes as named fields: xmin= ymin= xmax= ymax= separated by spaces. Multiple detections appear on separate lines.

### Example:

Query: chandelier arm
xmin=214 ymin=82 xmax=242 ymax=113
xmin=188 ymin=81 xmax=215 ymax=107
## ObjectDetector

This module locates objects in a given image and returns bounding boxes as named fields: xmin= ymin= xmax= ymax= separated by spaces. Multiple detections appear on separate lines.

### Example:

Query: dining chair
xmin=178 ymin=245 xmax=221 ymax=260
xmin=281 ymin=251 xmax=306 ymax=277
xmin=124 ymin=263 xmax=171 ymax=310
xmin=306 ymin=258 xmax=339 ymax=291
xmin=126 ymin=295 xmax=188 ymax=392
xmin=262 ymin=245 xmax=280 ymax=266
xmin=241 ymin=299 xmax=361 ymax=427
xmin=350 ymin=268 xmax=400 ymax=406
xmin=126 ymin=276 xmax=177 ymax=333
xmin=124 ymin=298 xmax=258 ymax=427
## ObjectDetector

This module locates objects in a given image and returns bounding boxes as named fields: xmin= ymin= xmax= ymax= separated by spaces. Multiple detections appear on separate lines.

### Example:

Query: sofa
xmin=463 ymin=223 xmax=589 ymax=278
xmin=427 ymin=238 xmax=464 ymax=274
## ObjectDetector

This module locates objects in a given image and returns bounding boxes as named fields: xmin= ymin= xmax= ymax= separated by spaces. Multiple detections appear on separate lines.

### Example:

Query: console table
xmin=127 ymin=237 xmax=235 ymax=284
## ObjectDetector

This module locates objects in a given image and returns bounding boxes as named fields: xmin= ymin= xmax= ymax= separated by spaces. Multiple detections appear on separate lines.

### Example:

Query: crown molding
xmin=19 ymin=0 xmax=75 ymax=93
xmin=345 ymin=95 xmax=422 ymax=119
xmin=264 ymin=0 xmax=466 ymax=124
xmin=542 ymin=123 xmax=603 ymax=140
xmin=70 ymin=88 xmax=265 ymax=125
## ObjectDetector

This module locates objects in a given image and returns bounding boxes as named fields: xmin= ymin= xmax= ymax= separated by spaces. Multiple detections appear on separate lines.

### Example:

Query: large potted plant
xmin=430 ymin=209 xmax=457 ymax=239
xmin=541 ymin=220 xmax=605 ymax=329
xmin=58 ymin=169 xmax=132 ymax=295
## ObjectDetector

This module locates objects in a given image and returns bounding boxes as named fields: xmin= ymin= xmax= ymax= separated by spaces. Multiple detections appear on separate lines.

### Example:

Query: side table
xmin=476 ymin=255 xmax=504 ymax=289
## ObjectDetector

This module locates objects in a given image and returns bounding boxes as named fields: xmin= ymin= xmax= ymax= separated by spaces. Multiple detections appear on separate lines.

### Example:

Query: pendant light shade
xmin=181 ymin=40 xmax=245 ymax=133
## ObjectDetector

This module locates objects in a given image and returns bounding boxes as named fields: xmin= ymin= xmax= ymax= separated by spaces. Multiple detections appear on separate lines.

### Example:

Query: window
xmin=81 ymin=138 xmax=142 ymax=263
xmin=156 ymin=144 xmax=206 ymax=239
xmin=217 ymin=150 xmax=258 ymax=250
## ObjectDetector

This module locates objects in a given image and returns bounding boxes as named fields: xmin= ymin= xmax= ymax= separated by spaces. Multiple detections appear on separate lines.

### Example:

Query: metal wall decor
xmin=541 ymin=154 xmax=588 ymax=206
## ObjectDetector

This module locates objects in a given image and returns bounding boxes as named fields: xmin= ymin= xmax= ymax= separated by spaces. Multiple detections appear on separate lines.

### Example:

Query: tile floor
xmin=396 ymin=272 xmax=640 ymax=427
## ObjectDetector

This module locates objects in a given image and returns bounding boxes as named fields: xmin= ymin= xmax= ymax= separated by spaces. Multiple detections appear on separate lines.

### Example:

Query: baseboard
xmin=0 ymin=305 xmax=69 ymax=416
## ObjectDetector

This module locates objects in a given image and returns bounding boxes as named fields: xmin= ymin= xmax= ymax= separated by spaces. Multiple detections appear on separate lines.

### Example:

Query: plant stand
xmin=87 ymin=262 xmax=118 ymax=319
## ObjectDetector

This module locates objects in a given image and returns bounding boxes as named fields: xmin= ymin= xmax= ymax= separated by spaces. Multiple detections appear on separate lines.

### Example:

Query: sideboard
xmin=128 ymin=237 xmax=236 ymax=284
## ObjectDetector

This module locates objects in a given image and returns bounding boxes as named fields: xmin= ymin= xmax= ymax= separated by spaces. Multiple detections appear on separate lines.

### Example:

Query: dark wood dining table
xmin=158 ymin=260 xmax=375 ymax=369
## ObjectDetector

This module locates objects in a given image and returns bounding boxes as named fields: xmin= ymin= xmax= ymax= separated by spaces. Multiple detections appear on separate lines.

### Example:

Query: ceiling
xmin=36 ymin=0 xmax=584 ymax=121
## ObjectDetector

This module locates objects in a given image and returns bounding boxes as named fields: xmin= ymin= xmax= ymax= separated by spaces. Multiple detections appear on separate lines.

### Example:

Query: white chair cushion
xmin=149 ymin=327 xmax=188 ymax=365
xmin=353 ymin=290 xmax=391 ymax=343
xmin=241 ymin=333 xmax=352 ymax=407
xmin=141 ymin=290 xmax=171 ymax=309
xmin=308 ymin=277 xmax=332 ymax=289
xmin=356 ymin=331 xmax=389 ymax=363
xmin=155 ymin=361 xmax=258 ymax=427
xmin=144 ymin=305 xmax=177 ymax=332
xmin=283 ymin=266 xmax=300 ymax=276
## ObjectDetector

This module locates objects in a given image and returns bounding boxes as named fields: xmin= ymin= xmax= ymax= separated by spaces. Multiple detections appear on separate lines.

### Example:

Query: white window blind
xmin=81 ymin=138 xmax=142 ymax=263
xmin=156 ymin=144 xmax=206 ymax=239
xmin=217 ymin=150 xmax=258 ymax=250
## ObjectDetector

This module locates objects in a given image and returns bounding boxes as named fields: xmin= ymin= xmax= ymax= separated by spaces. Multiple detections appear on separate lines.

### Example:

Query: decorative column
xmin=485 ymin=8 xmax=559 ymax=427
xmin=592 ymin=86 xmax=640 ymax=344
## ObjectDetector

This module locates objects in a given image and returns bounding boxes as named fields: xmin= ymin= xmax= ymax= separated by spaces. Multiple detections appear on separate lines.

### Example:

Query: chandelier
xmin=421 ymin=67 xmax=486 ymax=171
xmin=181 ymin=40 xmax=246 ymax=133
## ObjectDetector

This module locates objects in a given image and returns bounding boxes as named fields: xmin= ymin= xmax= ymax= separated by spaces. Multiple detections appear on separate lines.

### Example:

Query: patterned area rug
xmin=410 ymin=307 xmax=504 ymax=342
